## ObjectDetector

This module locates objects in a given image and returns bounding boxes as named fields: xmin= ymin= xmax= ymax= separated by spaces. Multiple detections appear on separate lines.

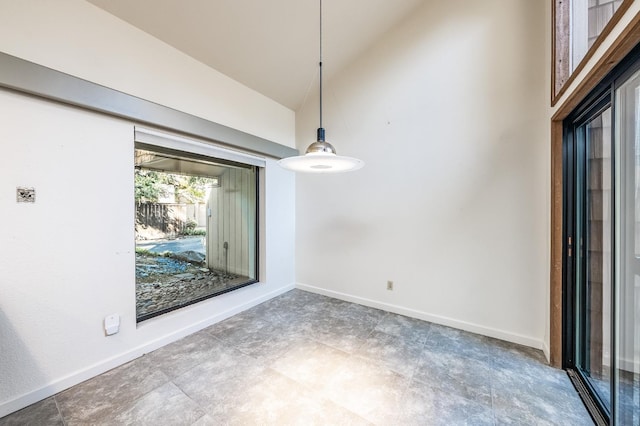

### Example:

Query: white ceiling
xmin=87 ymin=0 xmax=426 ymax=110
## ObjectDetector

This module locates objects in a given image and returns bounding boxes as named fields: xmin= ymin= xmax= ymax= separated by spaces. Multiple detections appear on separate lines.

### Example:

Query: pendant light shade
xmin=278 ymin=0 xmax=364 ymax=174
xmin=279 ymin=128 xmax=364 ymax=173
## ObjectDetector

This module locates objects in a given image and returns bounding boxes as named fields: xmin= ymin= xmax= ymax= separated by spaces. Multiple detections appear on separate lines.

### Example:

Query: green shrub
xmin=183 ymin=228 xmax=206 ymax=236
xmin=135 ymin=247 xmax=172 ymax=257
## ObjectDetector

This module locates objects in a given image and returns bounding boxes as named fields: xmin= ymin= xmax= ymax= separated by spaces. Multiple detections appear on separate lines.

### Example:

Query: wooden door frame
xmin=549 ymin=12 xmax=640 ymax=367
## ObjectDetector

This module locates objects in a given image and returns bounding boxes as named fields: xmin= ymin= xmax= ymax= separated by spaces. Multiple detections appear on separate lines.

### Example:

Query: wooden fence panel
xmin=136 ymin=202 xmax=187 ymax=239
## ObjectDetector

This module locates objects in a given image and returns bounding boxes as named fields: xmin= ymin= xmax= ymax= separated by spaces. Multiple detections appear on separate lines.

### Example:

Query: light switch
xmin=104 ymin=314 xmax=120 ymax=336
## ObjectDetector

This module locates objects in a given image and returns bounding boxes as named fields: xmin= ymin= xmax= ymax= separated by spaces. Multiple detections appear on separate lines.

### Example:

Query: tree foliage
xmin=135 ymin=169 xmax=212 ymax=203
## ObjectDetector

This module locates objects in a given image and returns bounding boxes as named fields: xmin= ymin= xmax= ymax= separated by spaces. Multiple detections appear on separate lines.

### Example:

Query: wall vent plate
xmin=16 ymin=187 xmax=35 ymax=203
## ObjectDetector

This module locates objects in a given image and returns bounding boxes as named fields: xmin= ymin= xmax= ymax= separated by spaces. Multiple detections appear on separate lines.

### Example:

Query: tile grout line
xmin=52 ymin=396 xmax=67 ymax=426
xmin=2 ymin=289 xmax=590 ymax=424
xmin=170 ymin=378 xmax=209 ymax=426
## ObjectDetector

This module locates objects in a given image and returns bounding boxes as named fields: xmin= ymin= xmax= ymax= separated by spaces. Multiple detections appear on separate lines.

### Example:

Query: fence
xmin=135 ymin=202 xmax=207 ymax=240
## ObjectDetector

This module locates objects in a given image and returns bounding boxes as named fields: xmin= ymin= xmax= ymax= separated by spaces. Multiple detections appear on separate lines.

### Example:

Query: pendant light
xmin=278 ymin=0 xmax=364 ymax=173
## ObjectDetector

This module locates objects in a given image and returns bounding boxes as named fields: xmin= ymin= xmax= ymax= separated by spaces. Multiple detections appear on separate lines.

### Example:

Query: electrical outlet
xmin=387 ymin=280 xmax=394 ymax=291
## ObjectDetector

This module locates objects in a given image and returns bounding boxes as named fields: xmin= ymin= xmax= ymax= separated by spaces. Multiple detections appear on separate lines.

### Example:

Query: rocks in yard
xmin=173 ymin=273 xmax=195 ymax=280
xmin=172 ymin=250 xmax=205 ymax=265
xmin=135 ymin=252 xmax=245 ymax=319
xmin=135 ymin=254 xmax=189 ymax=277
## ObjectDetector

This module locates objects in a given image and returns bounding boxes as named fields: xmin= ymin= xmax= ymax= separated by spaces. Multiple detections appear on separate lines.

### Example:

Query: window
xmin=552 ymin=0 xmax=630 ymax=103
xmin=572 ymin=0 xmax=624 ymax=71
xmin=134 ymin=128 xmax=261 ymax=322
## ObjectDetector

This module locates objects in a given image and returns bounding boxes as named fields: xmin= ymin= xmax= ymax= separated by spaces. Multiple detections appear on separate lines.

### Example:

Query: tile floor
xmin=0 ymin=289 xmax=593 ymax=425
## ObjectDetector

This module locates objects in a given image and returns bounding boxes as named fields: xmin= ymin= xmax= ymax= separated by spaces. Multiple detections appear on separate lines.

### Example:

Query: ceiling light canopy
xmin=278 ymin=0 xmax=364 ymax=174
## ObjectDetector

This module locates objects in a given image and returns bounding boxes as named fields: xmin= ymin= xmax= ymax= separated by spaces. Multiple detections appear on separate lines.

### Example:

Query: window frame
xmin=552 ymin=0 xmax=633 ymax=106
xmin=134 ymin=127 xmax=262 ymax=322
xmin=563 ymin=90 xmax=614 ymax=425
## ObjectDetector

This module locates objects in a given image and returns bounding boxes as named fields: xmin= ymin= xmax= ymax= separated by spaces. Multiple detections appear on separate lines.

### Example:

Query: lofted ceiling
xmin=87 ymin=0 xmax=426 ymax=110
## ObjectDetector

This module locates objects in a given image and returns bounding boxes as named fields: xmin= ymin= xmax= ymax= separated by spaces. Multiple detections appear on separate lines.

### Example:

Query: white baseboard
xmin=603 ymin=353 xmax=639 ymax=374
xmin=296 ymin=282 xmax=544 ymax=350
xmin=542 ymin=341 xmax=551 ymax=363
xmin=0 ymin=283 xmax=294 ymax=419
xmin=619 ymin=357 xmax=639 ymax=374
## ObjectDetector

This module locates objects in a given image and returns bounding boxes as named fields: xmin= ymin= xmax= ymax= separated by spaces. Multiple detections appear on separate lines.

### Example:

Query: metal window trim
xmin=0 ymin=51 xmax=298 ymax=159
xmin=134 ymin=127 xmax=266 ymax=168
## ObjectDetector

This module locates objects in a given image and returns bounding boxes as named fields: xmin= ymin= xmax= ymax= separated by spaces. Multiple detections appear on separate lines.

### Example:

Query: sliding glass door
xmin=614 ymin=69 xmax=640 ymax=425
xmin=565 ymin=49 xmax=640 ymax=425
xmin=567 ymin=101 xmax=614 ymax=422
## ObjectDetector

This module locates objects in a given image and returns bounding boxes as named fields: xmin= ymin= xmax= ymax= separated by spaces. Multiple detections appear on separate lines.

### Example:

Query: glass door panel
xmin=565 ymin=45 xmax=640 ymax=425
xmin=614 ymin=69 xmax=640 ymax=425
xmin=575 ymin=106 xmax=614 ymax=413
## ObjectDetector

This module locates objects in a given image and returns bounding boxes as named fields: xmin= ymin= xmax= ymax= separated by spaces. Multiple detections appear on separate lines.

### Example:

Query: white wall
xmin=0 ymin=0 xmax=295 ymax=418
xmin=296 ymin=0 xmax=548 ymax=349
xmin=544 ymin=0 xmax=554 ymax=362
xmin=0 ymin=0 xmax=295 ymax=148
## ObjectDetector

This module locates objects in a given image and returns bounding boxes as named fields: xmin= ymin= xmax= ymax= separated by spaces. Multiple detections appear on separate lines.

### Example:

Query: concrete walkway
xmin=136 ymin=236 xmax=205 ymax=254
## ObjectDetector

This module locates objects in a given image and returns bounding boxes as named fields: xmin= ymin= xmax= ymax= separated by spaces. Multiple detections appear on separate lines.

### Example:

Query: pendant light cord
xmin=319 ymin=0 xmax=323 ymax=130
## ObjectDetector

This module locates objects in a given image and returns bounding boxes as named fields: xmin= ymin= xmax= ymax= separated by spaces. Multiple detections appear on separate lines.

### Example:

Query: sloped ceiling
xmin=87 ymin=0 xmax=426 ymax=110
